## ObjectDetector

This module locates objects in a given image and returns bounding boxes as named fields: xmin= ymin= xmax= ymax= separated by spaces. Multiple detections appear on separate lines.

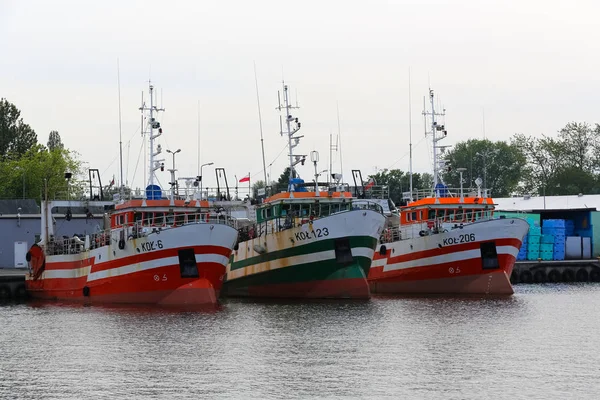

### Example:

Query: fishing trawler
xmin=25 ymin=83 xmax=238 ymax=306
xmin=367 ymin=89 xmax=529 ymax=295
xmin=222 ymin=83 xmax=386 ymax=299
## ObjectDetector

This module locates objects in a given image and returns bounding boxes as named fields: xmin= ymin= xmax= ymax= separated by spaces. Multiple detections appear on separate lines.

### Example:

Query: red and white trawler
xmin=366 ymin=89 xmax=528 ymax=295
xmin=25 ymin=83 xmax=238 ymax=306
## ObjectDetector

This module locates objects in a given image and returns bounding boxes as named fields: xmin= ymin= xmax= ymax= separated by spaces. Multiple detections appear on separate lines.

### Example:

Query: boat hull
xmin=223 ymin=209 xmax=386 ymax=299
xmin=369 ymin=218 xmax=529 ymax=295
xmin=25 ymin=223 xmax=238 ymax=306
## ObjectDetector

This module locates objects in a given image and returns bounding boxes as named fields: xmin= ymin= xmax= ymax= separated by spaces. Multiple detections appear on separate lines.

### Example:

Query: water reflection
xmin=1 ymin=285 xmax=600 ymax=399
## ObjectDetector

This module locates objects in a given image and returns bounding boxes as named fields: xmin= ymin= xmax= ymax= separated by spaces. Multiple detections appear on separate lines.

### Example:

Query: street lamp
xmin=456 ymin=167 xmax=467 ymax=199
xmin=476 ymin=148 xmax=499 ymax=196
xmin=199 ymin=162 xmax=214 ymax=200
xmin=166 ymin=149 xmax=181 ymax=195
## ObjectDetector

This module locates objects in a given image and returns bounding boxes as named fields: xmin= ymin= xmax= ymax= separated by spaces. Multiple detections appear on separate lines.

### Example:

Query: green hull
xmin=223 ymin=236 xmax=377 ymax=299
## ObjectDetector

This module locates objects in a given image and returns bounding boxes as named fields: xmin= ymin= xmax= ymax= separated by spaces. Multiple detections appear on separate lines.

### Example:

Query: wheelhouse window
xmin=465 ymin=209 xmax=473 ymax=222
xmin=412 ymin=211 xmax=417 ymax=221
xmin=455 ymin=209 xmax=464 ymax=223
xmin=166 ymin=212 xmax=175 ymax=226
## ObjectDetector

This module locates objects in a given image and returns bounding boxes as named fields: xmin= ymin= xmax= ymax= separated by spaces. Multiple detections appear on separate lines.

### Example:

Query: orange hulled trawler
xmin=25 ymin=83 xmax=238 ymax=306
xmin=365 ymin=89 xmax=529 ymax=295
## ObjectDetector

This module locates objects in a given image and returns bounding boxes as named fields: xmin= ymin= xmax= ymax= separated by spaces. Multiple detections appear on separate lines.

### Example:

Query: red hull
xmin=369 ymin=236 xmax=524 ymax=295
xmin=244 ymin=278 xmax=370 ymax=299
xmin=26 ymin=244 xmax=231 ymax=306
xmin=369 ymin=254 xmax=515 ymax=295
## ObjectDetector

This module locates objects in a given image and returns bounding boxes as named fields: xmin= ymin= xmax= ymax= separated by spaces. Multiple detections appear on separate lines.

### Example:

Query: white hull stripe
xmin=229 ymin=247 xmax=375 ymax=280
xmin=41 ymin=254 xmax=229 ymax=281
xmin=382 ymin=245 xmax=519 ymax=272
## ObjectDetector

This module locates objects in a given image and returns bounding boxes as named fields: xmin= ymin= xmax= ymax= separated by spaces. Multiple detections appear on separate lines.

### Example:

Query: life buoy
xmin=0 ymin=285 xmax=11 ymax=299
xmin=548 ymin=269 xmax=561 ymax=283
xmin=562 ymin=268 xmax=575 ymax=282
xmin=520 ymin=270 xmax=533 ymax=284
xmin=14 ymin=284 xmax=27 ymax=299
xmin=510 ymin=270 xmax=519 ymax=284
xmin=533 ymin=269 xmax=547 ymax=284
xmin=575 ymin=268 xmax=589 ymax=282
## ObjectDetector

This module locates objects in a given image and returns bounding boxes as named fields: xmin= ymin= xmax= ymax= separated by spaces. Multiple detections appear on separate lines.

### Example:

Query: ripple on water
xmin=1 ymin=285 xmax=600 ymax=399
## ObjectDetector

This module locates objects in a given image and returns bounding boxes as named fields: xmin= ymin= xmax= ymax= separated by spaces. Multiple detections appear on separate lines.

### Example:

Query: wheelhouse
xmin=400 ymin=197 xmax=495 ymax=225
xmin=255 ymin=191 xmax=383 ymax=224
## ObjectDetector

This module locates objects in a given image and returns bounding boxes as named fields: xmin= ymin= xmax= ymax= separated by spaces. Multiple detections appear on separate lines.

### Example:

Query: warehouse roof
xmin=494 ymin=194 xmax=600 ymax=212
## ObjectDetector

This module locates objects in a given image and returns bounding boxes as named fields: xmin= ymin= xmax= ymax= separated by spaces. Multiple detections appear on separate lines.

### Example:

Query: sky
xmin=1 ymin=0 xmax=599 ymax=192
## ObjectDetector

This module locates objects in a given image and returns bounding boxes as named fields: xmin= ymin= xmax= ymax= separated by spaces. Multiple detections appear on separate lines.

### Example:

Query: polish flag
xmin=239 ymin=175 xmax=250 ymax=183
xmin=365 ymin=178 xmax=375 ymax=190
xmin=109 ymin=178 xmax=115 ymax=187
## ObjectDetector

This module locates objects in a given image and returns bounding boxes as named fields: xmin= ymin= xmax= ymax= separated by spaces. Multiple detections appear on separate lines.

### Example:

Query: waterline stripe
xmin=383 ymin=245 xmax=519 ymax=272
xmin=228 ymin=247 xmax=374 ymax=280
xmin=41 ymin=254 xmax=229 ymax=281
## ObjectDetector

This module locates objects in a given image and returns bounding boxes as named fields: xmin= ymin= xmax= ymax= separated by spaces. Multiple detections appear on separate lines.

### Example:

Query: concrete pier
xmin=511 ymin=259 xmax=600 ymax=284
xmin=0 ymin=269 xmax=27 ymax=300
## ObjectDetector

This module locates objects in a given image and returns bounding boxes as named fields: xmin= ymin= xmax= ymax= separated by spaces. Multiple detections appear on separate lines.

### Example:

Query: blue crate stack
xmin=543 ymin=219 xmax=566 ymax=261
xmin=527 ymin=219 xmax=541 ymax=260
xmin=517 ymin=234 xmax=528 ymax=261
xmin=565 ymin=220 xmax=575 ymax=236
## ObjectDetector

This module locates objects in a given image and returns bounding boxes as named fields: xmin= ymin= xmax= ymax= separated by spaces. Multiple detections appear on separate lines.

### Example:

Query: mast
xmin=408 ymin=68 xmax=413 ymax=198
xmin=422 ymin=88 xmax=447 ymax=196
xmin=254 ymin=62 xmax=268 ymax=186
xmin=336 ymin=103 xmax=343 ymax=183
xmin=117 ymin=59 xmax=124 ymax=198
xmin=277 ymin=82 xmax=303 ymax=192
xmin=139 ymin=82 xmax=165 ymax=196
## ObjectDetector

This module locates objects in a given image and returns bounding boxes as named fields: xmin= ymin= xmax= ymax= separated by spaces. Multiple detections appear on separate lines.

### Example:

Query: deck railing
xmin=45 ymin=211 xmax=236 ymax=256
xmin=379 ymin=214 xmax=500 ymax=244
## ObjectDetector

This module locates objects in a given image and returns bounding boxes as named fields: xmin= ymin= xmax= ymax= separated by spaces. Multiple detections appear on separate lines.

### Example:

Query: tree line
xmin=365 ymin=121 xmax=600 ymax=204
xmin=442 ymin=122 xmax=600 ymax=198
xmin=0 ymin=98 xmax=81 ymax=201
xmin=261 ymin=121 xmax=600 ymax=206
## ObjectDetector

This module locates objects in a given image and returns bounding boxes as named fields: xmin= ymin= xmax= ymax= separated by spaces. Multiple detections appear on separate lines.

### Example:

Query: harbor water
xmin=2 ymin=284 xmax=600 ymax=399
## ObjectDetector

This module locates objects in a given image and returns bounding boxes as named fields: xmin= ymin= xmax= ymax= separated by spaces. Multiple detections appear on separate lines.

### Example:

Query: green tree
xmin=276 ymin=167 xmax=291 ymax=191
xmin=0 ymin=98 xmax=38 ymax=159
xmin=513 ymin=122 xmax=600 ymax=196
xmin=47 ymin=130 xmax=64 ymax=151
xmin=442 ymin=139 xmax=526 ymax=197
xmin=0 ymin=145 xmax=82 ymax=200
xmin=367 ymin=169 xmax=435 ymax=205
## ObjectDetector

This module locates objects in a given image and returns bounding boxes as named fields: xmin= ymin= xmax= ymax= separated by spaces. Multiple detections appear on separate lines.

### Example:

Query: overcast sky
xmin=1 ymin=0 xmax=598 ymax=192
